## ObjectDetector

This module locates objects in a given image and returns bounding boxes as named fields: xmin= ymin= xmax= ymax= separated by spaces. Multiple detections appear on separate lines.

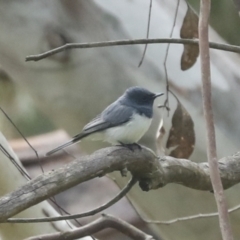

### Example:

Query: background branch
xmin=163 ymin=0 xmax=180 ymax=112
xmin=0 ymin=147 xmax=240 ymax=223
xmin=138 ymin=0 xmax=152 ymax=67
xmin=143 ymin=203 xmax=240 ymax=225
xmin=25 ymin=214 xmax=154 ymax=240
xmin=8 ymin=177 xmax=137 ymax=223
xmin=25 ymin=38 xmax=240 ymax=61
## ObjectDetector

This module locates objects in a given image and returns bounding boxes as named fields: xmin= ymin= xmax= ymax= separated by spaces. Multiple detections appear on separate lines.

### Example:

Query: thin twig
xmin=25 ymin=38 xmax=240 ymax=61
xmin=7 ymin=177 xmax=137 ymax=223
xmin=141 ymin=203 xmax=240 ymax=225
xmin=112 ymin=177 xmax=240 ymax=225
xmin=163 ymin=0 xmax=180 ymax=113
xmin=138 ymin=0 xmax=153 ymax=67
xmin=0 ymin=107 xmax=43 ymax=172
xmin=199 ymin=0 xmax=233 ymax=239
xmin=0 ymin=144 xmax=31 ymax=180
xmin=24 ymin=214 xmax=154 ymax=240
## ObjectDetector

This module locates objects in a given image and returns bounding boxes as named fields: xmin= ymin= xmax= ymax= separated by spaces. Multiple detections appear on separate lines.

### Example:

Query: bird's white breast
xmin=104 ymin=114 xmax=152 ymax=145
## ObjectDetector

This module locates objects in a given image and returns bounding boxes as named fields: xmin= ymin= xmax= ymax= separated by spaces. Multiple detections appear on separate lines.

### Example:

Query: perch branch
xmin=0 ymin=147 xmax=240 ymax=222
xmin=25 ymin=38 xmax=240 ymax=61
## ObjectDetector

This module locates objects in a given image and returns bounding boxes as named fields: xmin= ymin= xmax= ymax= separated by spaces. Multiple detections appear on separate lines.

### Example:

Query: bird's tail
xmin=46 ymin=132 xmax=86 ymax=156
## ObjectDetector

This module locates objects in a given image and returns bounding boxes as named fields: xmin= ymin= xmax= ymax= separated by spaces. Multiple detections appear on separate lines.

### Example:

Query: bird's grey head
xmin=121 ymin=86 xmax=163 ymax=117
xmin=123 ymin=87 xmax=163 ymax=106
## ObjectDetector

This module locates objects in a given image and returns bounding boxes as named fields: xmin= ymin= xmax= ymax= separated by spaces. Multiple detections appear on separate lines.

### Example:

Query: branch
xmin=0 ymin=146 xmax=240 ymax=222
xmin=138 ymin=0 xmax=153 ymax=67
xmin=8 ymin=177 xmax=137 ymax=223
xmin=139 ymin=203 xmax=240 ymax=225
xmin=24 ymin=214 xmax=154 ymax=240
xmin=25 ymin=38 xmax=240 ymax=61
xmin=163 ymin=0 xmax=180 ymax=112
xmin=199 ymin=0 xmax=233 ymax=239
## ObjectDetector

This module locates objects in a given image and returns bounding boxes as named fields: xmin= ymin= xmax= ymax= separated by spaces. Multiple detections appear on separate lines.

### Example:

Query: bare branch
xmin=138 ymin=0 xmax=153 ymax=67
xmin=8 ymin=177 xmax=137 ymax=223
xmin=199 ymin=0 xmax=233 ymax=239
xmin=0 ymin=147 xmax=240 ymax=222
xmin=25 ymin=38 xmax=240 ymax=62
xmin=0 ymin=107 xmax=41 ymax=170
xmin=163 ymin=0 xmax=180 ymax=112
xmin=24 ymin=214 xmax=154 ymax=240
xmin=0 ymin=146 xmax=159 ymax=222
xmin=124 ymin=190 xmax=240 ymax=226
xmin=140 ymin=203 xmax=240 ymax=225
xmin=0 ymin=147 xmax=240 ymax=223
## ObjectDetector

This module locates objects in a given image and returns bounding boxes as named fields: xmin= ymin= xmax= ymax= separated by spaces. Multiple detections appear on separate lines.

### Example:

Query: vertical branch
xmin=198 ymin=1 xmax=233 ymax=240
xmin=138 ymin=0 xmax=153 ymax=67
xmin=163 ymin=0 xmax=180 ymax=112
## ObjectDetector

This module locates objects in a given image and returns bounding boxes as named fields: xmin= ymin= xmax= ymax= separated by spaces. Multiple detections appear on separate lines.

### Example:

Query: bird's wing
xmin=81 ymin=102 xmax=134 ymax=135
xmin=81 ymin=115 xmax=109 ymax=133
xmin=46 ymin=102 xmax=133 ymax=156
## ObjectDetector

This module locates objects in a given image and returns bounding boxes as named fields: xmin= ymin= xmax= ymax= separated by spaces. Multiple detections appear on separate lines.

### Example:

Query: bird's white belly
xmin=104 ymin=114 xmax=152 ymax=144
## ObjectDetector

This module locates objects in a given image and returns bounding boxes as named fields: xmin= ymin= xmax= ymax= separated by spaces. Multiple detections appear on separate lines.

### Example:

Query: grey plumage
xmin=46 ymin=87 xmax=163 ymax=156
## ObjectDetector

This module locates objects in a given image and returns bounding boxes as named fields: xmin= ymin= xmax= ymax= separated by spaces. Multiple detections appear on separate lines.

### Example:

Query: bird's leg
xmin=118 ymin=141 xmax=134 ymax=151
xmin=132 ymin=143 xmax=142 ymax=150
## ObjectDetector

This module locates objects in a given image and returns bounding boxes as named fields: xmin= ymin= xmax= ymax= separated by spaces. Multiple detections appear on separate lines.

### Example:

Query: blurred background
xmin=0 ymin=0 xmax=240 ymax=239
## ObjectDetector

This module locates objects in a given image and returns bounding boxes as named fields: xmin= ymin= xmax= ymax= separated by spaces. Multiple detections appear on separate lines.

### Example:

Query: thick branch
xmin=25 ymin=214 xmax=154 ymax=240
xmin=0 ymin=147 xmax=240 ymax=222
xmin=25 ymin=38 xmax=240 ymax=61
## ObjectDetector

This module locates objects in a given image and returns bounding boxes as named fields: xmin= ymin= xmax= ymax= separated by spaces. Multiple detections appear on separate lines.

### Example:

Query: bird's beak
xmin=154 ymin=92 xmax=164 ymax=99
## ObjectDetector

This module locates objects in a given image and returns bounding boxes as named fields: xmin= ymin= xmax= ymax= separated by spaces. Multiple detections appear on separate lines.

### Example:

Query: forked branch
xmin=0 ymin=147 xmax=240 ymax=223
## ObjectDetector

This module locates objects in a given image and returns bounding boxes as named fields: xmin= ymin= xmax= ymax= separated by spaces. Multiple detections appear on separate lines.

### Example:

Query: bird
xmin=46 ymin=86 xmax=163 ymax=156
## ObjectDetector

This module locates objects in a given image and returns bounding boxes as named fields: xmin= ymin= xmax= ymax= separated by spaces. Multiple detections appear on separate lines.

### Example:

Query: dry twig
xmin=25 ymin=38 xmax=240 ymax=62
xmin=138 ymin=0 xmax=153 ymax=67
xmin=25 ymin=214 xmax=154 ymax=240
xmin=137 ymin=203 xmax=240 ymax=225
xmin=163 ymin=0 xmax=180 ymax=112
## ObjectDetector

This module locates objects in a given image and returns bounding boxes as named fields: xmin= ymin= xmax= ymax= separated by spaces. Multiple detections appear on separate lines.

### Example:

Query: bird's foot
xmin=132 ymin=143 xmax=142 ymax=150
xmin=117 ymin=142 xmax=142 ymax=151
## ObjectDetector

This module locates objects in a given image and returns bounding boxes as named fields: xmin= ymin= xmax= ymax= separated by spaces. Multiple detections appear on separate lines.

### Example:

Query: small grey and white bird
xmin=46 ymin=86 xmax=163 ymax=156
